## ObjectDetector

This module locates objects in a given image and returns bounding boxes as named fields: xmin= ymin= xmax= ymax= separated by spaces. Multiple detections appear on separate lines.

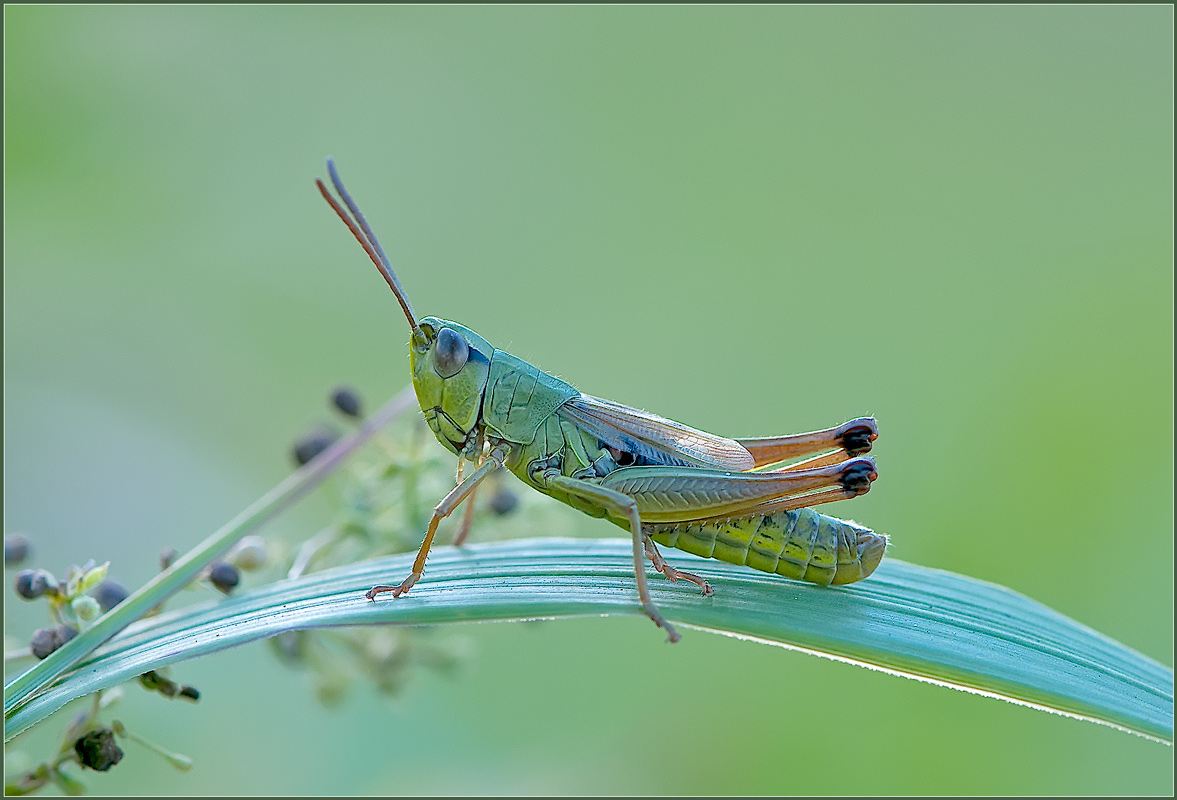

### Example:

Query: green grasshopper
xmin=316 ymin=159 xmax=884 ymax=642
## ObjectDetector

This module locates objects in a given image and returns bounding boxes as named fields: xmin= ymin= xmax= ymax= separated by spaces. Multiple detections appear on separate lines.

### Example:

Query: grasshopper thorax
xmin=410 ymin=316 xmax=494 ymax=456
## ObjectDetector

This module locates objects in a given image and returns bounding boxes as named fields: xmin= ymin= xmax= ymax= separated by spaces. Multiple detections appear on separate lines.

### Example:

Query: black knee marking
xmin=838 ymin=459 xmax=877 ymax=495
xmin=839 ymin=426 xmax=876 ymax=457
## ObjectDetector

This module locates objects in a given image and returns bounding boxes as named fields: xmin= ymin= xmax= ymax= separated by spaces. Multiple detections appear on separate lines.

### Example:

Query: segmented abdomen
xmin=647 ymin=508 xmax=887 ymax=586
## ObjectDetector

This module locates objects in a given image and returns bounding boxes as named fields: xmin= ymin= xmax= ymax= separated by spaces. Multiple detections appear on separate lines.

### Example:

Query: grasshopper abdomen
xmin=647 ymin=508 xmax=886 ymax=587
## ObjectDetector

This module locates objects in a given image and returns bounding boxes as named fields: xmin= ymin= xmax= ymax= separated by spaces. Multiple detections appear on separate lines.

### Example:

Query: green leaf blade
xmin=5 ymin=538 xmax=1171 ymax=744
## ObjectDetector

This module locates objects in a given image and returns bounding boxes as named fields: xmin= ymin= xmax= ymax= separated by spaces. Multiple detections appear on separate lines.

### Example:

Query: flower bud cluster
xmin=11 ymin=554 xmax=123 ymax=660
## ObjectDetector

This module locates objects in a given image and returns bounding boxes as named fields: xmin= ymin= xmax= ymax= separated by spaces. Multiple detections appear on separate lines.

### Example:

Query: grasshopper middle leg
xmin=451 ymin=487 xmax=479 ymax=547
xmin=451 ymin=448 xmax=491 ymax=547
xmin=644 ymin=535 xmax=713 ymax=596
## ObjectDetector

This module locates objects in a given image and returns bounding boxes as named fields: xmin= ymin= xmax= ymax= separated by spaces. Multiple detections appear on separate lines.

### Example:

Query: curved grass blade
xmin=2 ymin=387 xmax=418 ymax=718
xmin=5 ymin=538 xmax=1171 ymax=744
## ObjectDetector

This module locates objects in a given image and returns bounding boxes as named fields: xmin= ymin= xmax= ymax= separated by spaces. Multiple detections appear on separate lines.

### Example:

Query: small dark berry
xmin=94 ymin=579 xmax=130 ymax=611
xmin=30 ymin=569 xmax=58 ymax=597
xmin=159 ymin=547 xmax=179 ymax=571
xmin=30 ymin=627 xmax=59 ymax=659
xmin=54 ymin=625 xmax=79 ymax=647
xmin=178 ymin=685 xmax=201 ymax=702
xmin=330 ymin=386 xmax=363 ymax=418
xmin=14 ymin=569 xmax=40 ymax=599
xmin=209 ymin=561 xmax=240 ymax=594
xmin=489 ymin=487 xmax=519 ymax=516
xmin=75 ymin=728 xmax=124 ymax=772
xmin=292 ymin=428 xmax=339 ymax=466
xmin=5 ymin=533 xmax=32 ymax=567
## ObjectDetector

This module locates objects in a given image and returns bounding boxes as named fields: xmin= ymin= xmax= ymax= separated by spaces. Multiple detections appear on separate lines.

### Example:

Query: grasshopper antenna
xmin=316 ymin=158 xmax=422 ymax=338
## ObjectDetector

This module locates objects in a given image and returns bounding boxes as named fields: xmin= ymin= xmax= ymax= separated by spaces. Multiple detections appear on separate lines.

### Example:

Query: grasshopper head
xmin=316 ymin=159 xmax=493 ymax=456
xmin=409 ymin=317 xmax=493 ymax=455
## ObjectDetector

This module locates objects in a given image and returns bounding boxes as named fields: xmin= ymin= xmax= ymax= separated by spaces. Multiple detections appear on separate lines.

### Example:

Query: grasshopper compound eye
xmin=432 ymin=327 xmax=469 ymax=378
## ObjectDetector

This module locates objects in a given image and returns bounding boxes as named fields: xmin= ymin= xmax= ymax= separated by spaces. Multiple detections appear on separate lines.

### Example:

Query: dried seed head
xmin=208 ymin=561 xmax=240 ymax=594
xmin=75 ymin=728 xmax=124 ymax=772
xmin=330 ymin=386 xmax=363 ymax=418
xmin=5 ymin=533 xmax=32 ymax=567
xmin=292 ymin=428 xmax=339 ymax=466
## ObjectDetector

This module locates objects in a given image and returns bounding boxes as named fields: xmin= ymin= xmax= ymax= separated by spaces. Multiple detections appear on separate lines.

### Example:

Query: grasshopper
xmin=316 ymin=159 xmax=884 ymax=642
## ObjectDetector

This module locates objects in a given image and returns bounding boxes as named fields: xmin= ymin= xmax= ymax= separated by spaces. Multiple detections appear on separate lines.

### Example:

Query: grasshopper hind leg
xmin=839 ymin=424 xmax=876 ymax=457
xmin=739 ymin=417 xmax=879 ymax=472
xmin=542 ymin=473 xmax=682 ymax=643
xmin=644 ymin=535 xmax=713 ymax=596
xmin=838 ymin=459 xmax=876 ymax=495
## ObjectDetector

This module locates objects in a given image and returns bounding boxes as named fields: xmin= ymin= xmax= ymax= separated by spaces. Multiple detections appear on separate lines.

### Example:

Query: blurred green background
xmin=4 ymin=5 xmax=1172 ymax=795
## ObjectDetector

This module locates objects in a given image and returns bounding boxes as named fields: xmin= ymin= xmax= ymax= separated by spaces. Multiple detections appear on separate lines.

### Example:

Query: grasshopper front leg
xmin=366 ymin=442 xmax=511 ymax=600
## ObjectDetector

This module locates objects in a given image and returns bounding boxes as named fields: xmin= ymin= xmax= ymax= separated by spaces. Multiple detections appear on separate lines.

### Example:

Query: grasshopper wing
xmin=562 ymin=394 xmax=755 ymax=471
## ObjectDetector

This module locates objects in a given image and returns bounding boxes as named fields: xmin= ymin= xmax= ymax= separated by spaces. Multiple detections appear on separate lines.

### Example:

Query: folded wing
xmin=561 ymin=394 xmax=755 ymax=471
